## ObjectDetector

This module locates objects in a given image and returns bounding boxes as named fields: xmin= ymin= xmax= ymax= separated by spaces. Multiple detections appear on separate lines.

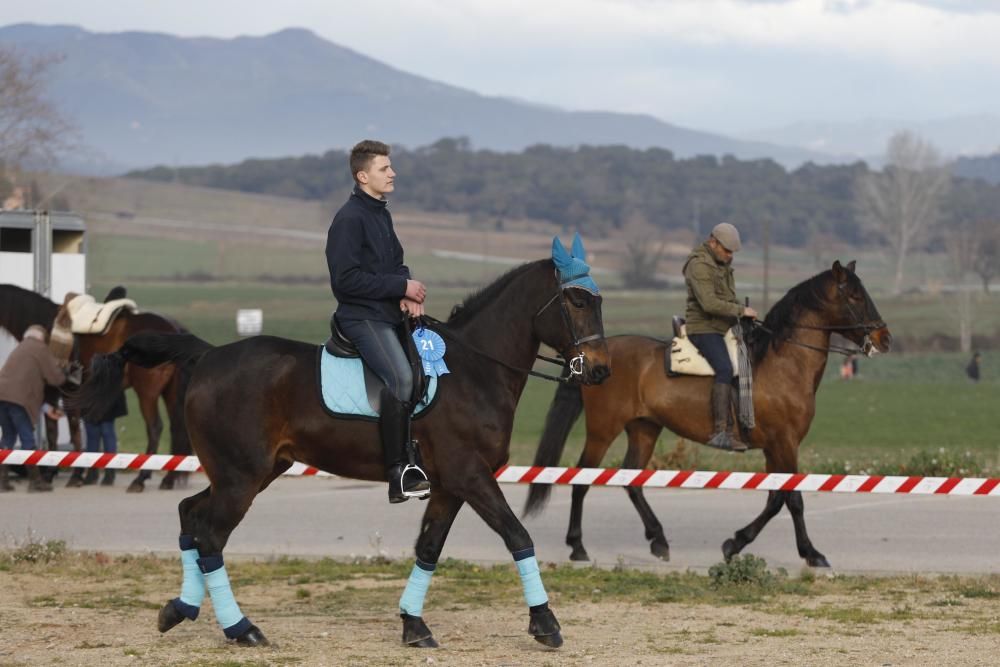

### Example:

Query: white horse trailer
xmin=0 ymin=210 xmax=87 ymax=447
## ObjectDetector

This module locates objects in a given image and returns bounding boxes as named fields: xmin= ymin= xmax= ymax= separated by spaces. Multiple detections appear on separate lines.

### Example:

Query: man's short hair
xmin=350 ymin=140 xmax=391 ymax=183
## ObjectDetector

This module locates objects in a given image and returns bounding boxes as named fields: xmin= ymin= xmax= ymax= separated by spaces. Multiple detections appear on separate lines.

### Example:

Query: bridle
xmin=422 ymin=273 xmax=605 ymax=383
xmin=532 ymin=272 xmax=604 ymax=379
xmin=751 ymin=281 xmax=886 ymax=357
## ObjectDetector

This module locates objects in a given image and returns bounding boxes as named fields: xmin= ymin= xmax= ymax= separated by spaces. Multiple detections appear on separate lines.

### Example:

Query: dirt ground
xmin=3 ymin=561 xmax=1000 ymax=667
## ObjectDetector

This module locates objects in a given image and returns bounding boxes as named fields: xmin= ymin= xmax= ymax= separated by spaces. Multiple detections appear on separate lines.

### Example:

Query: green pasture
xmin=84 ymin=231 xmax=1000 ymax=475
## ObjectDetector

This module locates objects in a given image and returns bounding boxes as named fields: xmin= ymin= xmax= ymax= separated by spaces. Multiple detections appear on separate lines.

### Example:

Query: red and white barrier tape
xmin=2 ymin=450 xmax=998 ymax=496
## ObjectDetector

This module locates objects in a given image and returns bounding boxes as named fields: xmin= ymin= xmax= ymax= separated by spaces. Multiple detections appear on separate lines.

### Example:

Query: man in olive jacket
xmin=683 ymin=223 xmax=758 ymax=452
xmin=0 ymin=325 xmax=67 ymax=491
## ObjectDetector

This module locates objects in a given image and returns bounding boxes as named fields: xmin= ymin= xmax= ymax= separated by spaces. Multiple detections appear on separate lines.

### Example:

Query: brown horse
xmin=524 ymin=261 xmax=892 ymax=567
xmin=71 ymin=250 xmax=611 ymax=649
xmin=0 ymin=284 xmax=190 ymax=491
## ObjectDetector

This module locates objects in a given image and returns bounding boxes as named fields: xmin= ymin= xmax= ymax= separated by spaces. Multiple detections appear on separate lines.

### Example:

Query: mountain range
xmin=1 ymin=23 xmax=831 ymax=172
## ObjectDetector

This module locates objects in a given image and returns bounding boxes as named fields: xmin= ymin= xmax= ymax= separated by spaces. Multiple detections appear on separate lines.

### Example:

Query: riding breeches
xmin=688 ymin=333 xmax=733 ymax=384
xmin=336 ymin=318 xmax=413 ymax=403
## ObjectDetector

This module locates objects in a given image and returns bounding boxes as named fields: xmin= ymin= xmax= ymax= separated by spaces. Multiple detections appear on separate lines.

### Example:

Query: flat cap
xmin=711 ymin=222 xmax=742 ymax=252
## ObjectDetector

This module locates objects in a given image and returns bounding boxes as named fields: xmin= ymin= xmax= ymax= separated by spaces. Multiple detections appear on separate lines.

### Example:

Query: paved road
xmin=2 ymin=473 xmax=998 ymax=575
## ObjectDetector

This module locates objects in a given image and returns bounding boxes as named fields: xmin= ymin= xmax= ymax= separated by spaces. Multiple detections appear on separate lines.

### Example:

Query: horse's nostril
xmin=591 ymin=365 xmax=610 ymax=383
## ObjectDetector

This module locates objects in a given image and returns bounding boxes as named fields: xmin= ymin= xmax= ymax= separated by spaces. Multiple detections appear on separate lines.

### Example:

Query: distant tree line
xmin=128 ymin=137 xmax=1000 ymax=250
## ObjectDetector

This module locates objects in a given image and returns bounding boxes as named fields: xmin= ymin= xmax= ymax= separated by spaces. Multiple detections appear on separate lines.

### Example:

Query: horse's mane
xmin=749 ymin=270 xmax=834 ymax=363
xmin=447 ymin=260 xmax=549 ymax=327
xmin=0 ymin=284 xmax=59 ymax=339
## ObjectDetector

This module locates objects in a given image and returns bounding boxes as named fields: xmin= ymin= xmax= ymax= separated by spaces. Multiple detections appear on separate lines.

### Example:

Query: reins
xmin=418 ymin=272 xmax=603 ymax=384
xmin=420 ymin=315 xmax=575 ymax=383
xmin=748 ymin=282 xmax=885 ymax=357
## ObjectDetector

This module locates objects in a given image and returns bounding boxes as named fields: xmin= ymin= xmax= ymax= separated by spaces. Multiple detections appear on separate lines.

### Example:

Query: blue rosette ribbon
xmin=413 ymin=327 xmax=450 ymax=378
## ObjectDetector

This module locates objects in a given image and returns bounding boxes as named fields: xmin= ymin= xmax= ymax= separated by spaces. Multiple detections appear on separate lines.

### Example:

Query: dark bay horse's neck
xmin=757 ymin=311 xmax=833 ymax=399
xmin=449 ymin=264 xmax=554 ymax=399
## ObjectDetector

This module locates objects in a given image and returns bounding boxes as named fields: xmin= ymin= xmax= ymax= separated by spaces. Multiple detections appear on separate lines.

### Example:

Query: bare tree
xmin=971 ymin=219 xmax=1000 ymax=293
xmin=0 ymin=47 xmax=74 ymax=170
xmin=856 ymin=132 xmax=950 ymax=295
xmin=621 ymin=236 xmax=667 ymax=289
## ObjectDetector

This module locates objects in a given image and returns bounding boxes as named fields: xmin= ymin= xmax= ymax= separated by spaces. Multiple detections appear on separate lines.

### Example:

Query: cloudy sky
xmin=3 ymin=0 xmax=1000 ymax=135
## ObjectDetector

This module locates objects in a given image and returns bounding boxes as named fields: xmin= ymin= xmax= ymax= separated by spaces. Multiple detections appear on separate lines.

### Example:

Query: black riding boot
xmin=0 ymin=465 xmax=13 ymax=492
xmin=706 ymin=384 xmax=748 ymax=452
xmin=83 ymin=468 xmax=100 ymax=485
xmin=101 ymin=469 xmax=116 ymax=486
xmin=379 ymin=390 xmax=431 ymax=504
xmin=27 ymin=465 xmax=54 ymax=492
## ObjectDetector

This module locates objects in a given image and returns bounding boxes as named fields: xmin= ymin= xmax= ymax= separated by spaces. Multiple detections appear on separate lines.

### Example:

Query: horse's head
xmin=827 ymin=260 xmax=892 ymax=356
xmin=536 ymin=234 xmax=611 ymax=385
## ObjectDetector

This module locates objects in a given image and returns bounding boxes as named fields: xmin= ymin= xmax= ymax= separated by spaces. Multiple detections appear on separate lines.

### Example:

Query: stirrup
xmin=400 ymin=464 xmax=431 ymax=499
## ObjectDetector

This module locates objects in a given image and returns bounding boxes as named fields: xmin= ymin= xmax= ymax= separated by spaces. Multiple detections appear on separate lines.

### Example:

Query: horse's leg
xmin=190 ymin=470 xmax=276 ymax=646
xmin=128 ymin=385 xmax=163 ymax=493
xmin=622 ymin=420 xmax=669 ymax=561
xmin=566 ymin=426 xmax=619 ymax=562
xmin=163 ymin=370 xmax=190 ymax=490
xmin=157 ymin=460 xmax=293 ymax=637
xmin=157 ymin=486 xmax=212 ymax=633
xmin=721 ymin=446 xmax=796 ymax=560
xmin=453 ymin=469 xmax=563 ymax=648
xmin=785 ymin=490 xmax=829 ymax=567
xmin=398 ymin=489 xmax=464 ymax=648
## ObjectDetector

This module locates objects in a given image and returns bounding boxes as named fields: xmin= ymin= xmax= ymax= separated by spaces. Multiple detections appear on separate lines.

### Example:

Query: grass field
xmin=60 ymin=191 xmax=1000 ymax=476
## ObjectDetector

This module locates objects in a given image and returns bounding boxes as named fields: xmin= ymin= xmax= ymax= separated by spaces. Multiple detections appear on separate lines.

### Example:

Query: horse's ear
xmin=831 ymin=260 xmax=845 ymax=281
xmin=551 ymin=236 xmax=572 ymax=271
xmin=846 ymin=260 xmax=856 ymax=274
xmin=571 ymin=232 xmax=586 ymax=260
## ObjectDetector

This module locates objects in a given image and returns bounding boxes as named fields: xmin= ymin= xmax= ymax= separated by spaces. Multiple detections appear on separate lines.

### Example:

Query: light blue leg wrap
xmin=399 ymin=559 xmax=436 ymax=617
xmin=171 ymin=535 xmax=204 ymax=620
xmin=513 ymin=548 xmax=548 ymax=607
xmin=198 ymin=554 xmax=252 ymax=639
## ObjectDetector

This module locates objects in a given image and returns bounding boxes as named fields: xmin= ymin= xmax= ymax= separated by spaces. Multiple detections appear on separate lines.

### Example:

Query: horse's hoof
xmin=401 ymin=613 xmax=437 ymax=647
xmin=722 ymin=538 xmax=739 ymax=562
xmin=65 ymin=476 xmax=83 ymax=488
xmin=534 ymin=630 xmax=563 ymax=648
xmin=157 ymin=600 xmax=186 ymax=633
xmin=568 ymin=546 xmax=589 ymax=562
xmin=806 ymin=554 xmax=831 ymax=568
xmin=235 ymin=625 xmax=270 ymax=647
xmin=528 ymin=605 xmax=562 ymax=649
xmin=126 ymin=480 xmax=144 ymax=493
xmin=159 ymin=477 xmax=175 ymax=490
xmin=650 ymin=540 xmax=670 ymax=562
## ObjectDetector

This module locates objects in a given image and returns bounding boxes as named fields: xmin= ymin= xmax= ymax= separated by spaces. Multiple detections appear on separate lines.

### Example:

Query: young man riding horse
xmin=326 ymin=140 xmax=431 ymax=503
xmin=683 ymin=222 xmax=758 ymax=452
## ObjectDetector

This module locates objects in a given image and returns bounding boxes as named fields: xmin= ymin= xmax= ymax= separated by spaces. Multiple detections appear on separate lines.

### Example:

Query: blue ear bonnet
xmin=551 ymin=233 xmax=600 ymax=294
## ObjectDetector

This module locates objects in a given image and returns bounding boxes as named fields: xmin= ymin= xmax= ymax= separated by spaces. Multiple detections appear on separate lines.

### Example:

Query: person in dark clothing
xmin=683 ymin=223 xmax=758 ymax=452
xmin=82 ymin=390 xmax=127 ymax=486
xmin=967 ymin=351 xmax=981 ymax=382
xmin=326 ymin=139 xmax=431 ymax=504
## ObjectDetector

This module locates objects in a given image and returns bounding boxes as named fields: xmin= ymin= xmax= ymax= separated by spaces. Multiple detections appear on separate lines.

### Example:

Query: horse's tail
xmin=522 ymin=378 xmax=584 ymax=518
xmin=70 ymin=332 xmax=213 ymax=422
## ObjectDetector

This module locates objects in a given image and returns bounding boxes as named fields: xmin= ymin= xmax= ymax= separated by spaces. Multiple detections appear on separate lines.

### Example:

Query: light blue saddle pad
xmin=319 ymin=347 xmax=438 ymax=420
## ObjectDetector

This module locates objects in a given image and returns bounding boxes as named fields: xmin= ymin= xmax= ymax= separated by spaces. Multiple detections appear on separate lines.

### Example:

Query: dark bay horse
xmin=72 ymin=251 xmax=611 ymax=648
xmin=0 ymin=284 xmax=190 ymax=491
xmin=524 ymin=261 xmax=892 ymax=567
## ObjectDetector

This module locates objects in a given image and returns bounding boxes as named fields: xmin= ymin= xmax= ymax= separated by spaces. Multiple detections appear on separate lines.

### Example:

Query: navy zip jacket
xmin=326 ymin=186 xmax=410 ymax=323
